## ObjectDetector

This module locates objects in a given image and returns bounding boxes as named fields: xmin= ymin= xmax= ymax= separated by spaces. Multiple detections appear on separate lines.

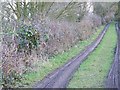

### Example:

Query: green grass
xmin=21 ymin=26 xmax=105 ymax=87
xmin=68 ymin=23 xmax=117 ymax=88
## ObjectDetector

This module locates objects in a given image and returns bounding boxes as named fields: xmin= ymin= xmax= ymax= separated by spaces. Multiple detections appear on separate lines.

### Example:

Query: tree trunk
xmin=118 ymin=1 xmax=120 ymax=28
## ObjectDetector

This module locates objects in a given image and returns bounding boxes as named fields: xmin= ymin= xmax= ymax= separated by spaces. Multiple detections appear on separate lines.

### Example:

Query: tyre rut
xmin=33 ymin=23 xmax=110 ymax=88
xmin=106 ymin=22 xmax=120 ymax=89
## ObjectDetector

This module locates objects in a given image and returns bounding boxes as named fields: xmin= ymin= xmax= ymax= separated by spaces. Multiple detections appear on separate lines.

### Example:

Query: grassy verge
xmin=68 ymin=23 xmax=117 ymax=88
xmin=21 ymin=26 xmax=105 ymax=87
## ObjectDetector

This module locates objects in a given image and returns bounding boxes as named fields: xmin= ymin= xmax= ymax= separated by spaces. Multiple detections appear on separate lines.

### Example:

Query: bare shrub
xmin=104 ymin=12 xmax=115 ymax=23
xmin=77 ymin=14 xmax=101 ymax=40
xmin=1 ymin=2 xmax=103 ymax=88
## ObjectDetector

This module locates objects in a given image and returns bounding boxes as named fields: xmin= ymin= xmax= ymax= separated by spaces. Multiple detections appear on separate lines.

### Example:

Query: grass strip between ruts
xmin=21 ymin=25 xmax=105 ymax=87
xmin=68 ymin=23 xmax=117 ymax=88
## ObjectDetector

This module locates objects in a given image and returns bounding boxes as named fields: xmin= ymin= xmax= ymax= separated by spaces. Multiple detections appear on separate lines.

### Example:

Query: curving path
xmin=106 ymin=22 xmax=120 ymax=89
xmin=33 ymin=23 xmax=110 ymax=88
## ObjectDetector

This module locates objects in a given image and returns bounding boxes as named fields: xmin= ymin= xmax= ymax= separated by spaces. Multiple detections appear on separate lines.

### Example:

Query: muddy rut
xmin=33 ymin=23 xmax=110 ymax=88
xmin=106 ymin=22 xmax=120 ymax=89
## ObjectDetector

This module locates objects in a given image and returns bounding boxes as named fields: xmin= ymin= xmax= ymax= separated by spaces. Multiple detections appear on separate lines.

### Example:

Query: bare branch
xmin=45 ymin=2 xmax=54 ymax=17
xmin=56 ymin=0 xmax=74 ymax=19
xmin=8 ymin=2 xmax=18 ymax=19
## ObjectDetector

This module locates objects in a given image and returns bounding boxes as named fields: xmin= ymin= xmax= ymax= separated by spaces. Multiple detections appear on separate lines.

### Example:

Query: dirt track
xmin=106 ymin=22 xmax=120 ymax=89
xmin=33 ymin=23 xmax=110 ymax=88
